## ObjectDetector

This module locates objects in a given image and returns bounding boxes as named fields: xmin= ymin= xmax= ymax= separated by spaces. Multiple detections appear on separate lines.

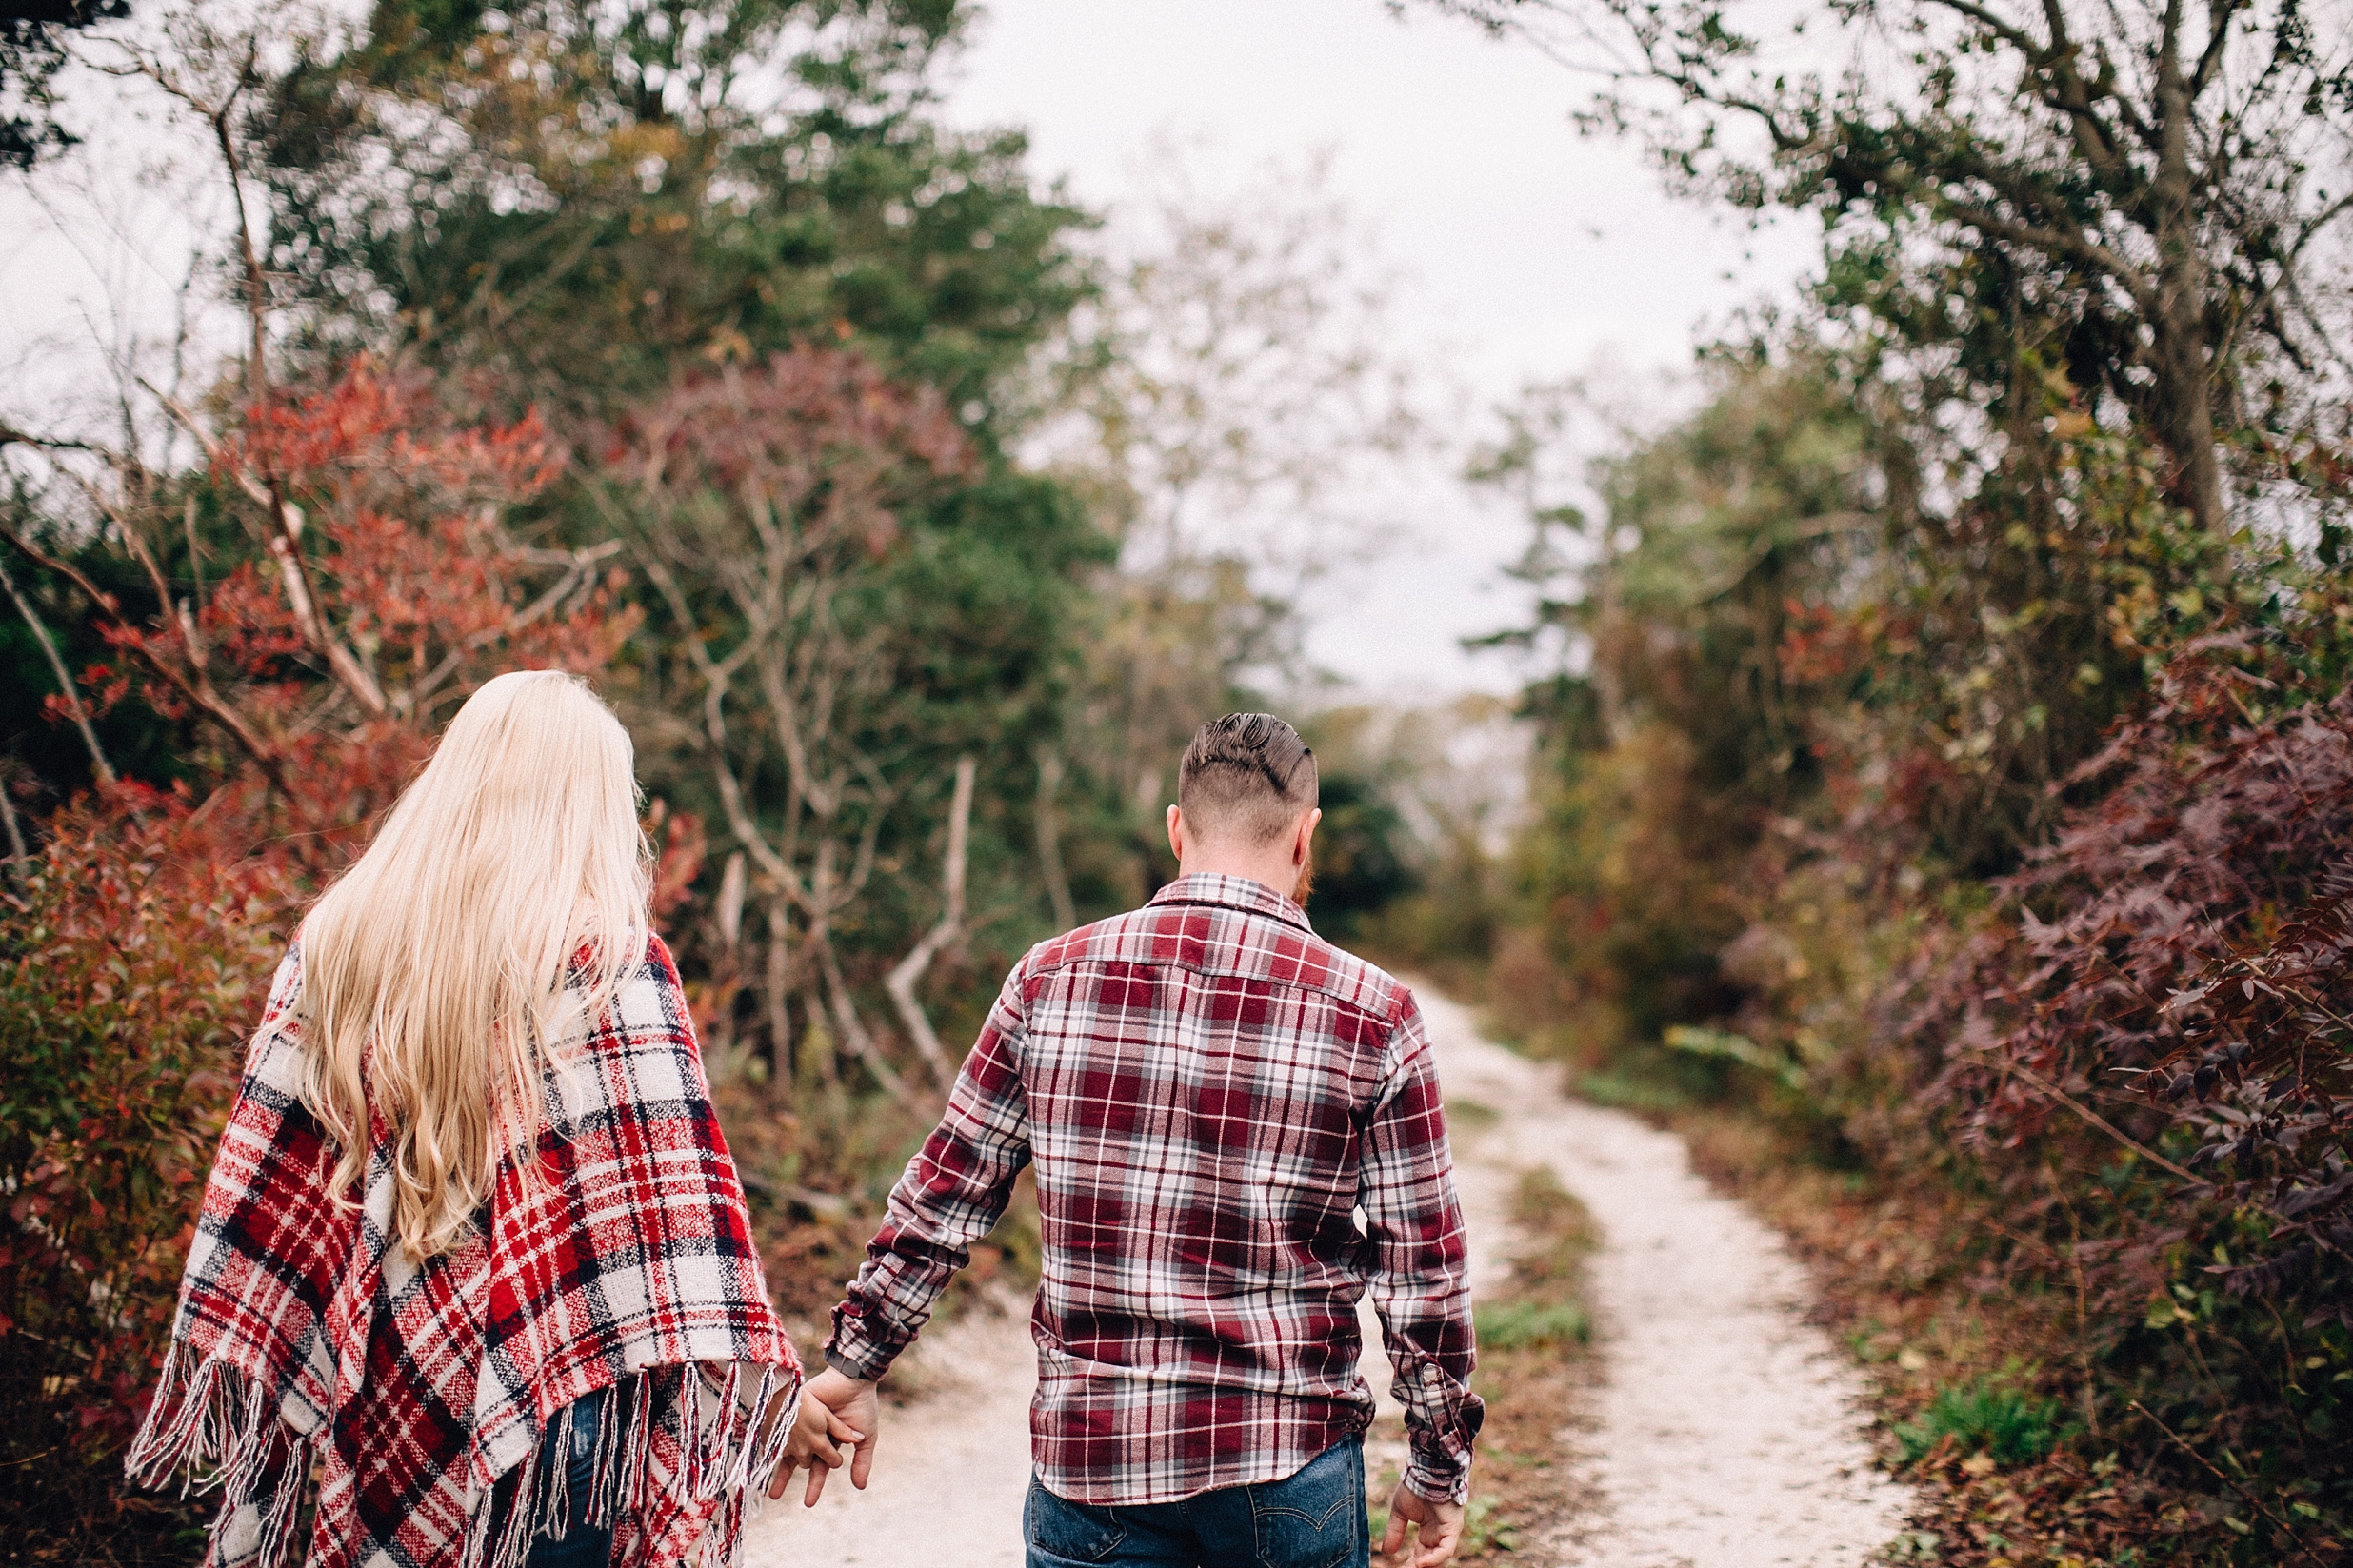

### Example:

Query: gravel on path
xmin=748 ymin=985 xmax=1912 ymax=1568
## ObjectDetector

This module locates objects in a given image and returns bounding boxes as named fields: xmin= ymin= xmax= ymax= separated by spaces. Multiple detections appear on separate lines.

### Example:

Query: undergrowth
xmin=1896 ymin=1380 xmax=2067 ymax=1467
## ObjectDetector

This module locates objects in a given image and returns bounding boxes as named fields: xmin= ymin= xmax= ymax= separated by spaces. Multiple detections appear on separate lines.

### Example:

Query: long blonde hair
xmin=299 ymin=670 xmax=651 ymax=1260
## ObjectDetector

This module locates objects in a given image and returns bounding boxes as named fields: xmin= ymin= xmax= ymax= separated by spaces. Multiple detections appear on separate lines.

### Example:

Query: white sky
xmin=944 ymin=0 xmax=1820 ymax=698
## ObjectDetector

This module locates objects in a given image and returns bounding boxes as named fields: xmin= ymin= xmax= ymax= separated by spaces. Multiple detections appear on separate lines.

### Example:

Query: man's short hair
xmin=1178 ymin=713 xmax=1318 ymax=845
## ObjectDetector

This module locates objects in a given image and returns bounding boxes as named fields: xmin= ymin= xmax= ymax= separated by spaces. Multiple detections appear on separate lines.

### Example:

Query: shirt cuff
xmin=824 ymin=1306 xmax=901 ymax=1384
xmin=825 ymin=1348 xmax=879 ymax=1382
xmin=1402 ymin=1455 xmax=1471 ymax=1506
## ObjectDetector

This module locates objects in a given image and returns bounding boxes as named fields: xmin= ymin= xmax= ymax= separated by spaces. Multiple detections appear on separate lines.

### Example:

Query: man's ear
xmin=1167 ymin=804 xmax=1185 ymax=863
xmin=1294 ymin=807 xmax=1322 ymax=865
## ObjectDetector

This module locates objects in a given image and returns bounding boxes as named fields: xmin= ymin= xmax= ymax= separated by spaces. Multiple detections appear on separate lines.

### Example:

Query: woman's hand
xmin=768 ymin=1382 xmax=867 ymax=1506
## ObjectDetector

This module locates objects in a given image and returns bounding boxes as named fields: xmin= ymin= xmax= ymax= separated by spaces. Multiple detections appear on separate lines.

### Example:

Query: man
xmin=782 ymin=713 xmax=1481 ymax=1567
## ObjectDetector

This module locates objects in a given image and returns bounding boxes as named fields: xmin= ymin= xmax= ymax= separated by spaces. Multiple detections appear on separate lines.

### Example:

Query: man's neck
xmin=1175 ymin=857 xmax=1298 ymax=901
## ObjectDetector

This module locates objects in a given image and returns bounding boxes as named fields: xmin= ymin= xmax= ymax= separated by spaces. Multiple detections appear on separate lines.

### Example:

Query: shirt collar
xmin=1147 ymin=871 xmax=1316 ymax=934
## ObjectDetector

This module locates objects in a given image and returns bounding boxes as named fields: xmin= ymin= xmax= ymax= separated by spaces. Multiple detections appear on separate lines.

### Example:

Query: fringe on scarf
xmin=130 ymin=1347 xmax=800 ymax=1568
xmin=478 ymin=1362 xmax=802 ymax=1568
xmin=124 ymin=1341 xmax=312 ymax=1568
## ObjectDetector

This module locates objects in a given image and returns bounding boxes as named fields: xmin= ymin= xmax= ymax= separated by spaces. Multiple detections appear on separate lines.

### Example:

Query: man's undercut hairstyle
xmin=1178 ymin=712 xmax=1319 ymax=846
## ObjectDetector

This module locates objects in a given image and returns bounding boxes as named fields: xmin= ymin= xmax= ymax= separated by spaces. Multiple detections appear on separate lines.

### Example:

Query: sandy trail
xmin=748 ymin=989 xmax=1910 ymax=1567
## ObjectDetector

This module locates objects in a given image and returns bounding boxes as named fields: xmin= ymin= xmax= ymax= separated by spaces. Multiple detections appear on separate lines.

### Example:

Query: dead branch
xmin=887 ymin=756 xmax=977 ymax=1091
xmin=0 ymin=769 xmax=26 ymax=875
xmin=821 ymin=931 xmax=926 ymax=1115
xmin=717 ymin=851 xmax=748 ymax=949
xmin=1035 ymin=747 xmax=1076 ymax=932
xmin=406 ymin=539 xmax=622 ymax=712
xmin=0 ymin=551 xmax=116 ymax=785
xmin=1959 ymin=1045 xmax=2200 ymax=1181
xmin=146 ymin=387 xmax=389 ymax=718
xmin=0 ymin=525 xmax=288 ymax=793
xmin=0 ymin=425 xmax=105 ymax=456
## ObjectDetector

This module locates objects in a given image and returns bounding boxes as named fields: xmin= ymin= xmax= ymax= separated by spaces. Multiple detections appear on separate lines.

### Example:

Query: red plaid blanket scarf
xmin=127 ymin=935 xmax=800 ymax=1568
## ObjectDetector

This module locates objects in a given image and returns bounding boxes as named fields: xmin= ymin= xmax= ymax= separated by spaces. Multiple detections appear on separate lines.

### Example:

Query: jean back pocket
xmin=1246 ymin=1439 xmax=1364 ymax=1568
xmin=1025 ymin=1478 xmax=1130 ymax=1564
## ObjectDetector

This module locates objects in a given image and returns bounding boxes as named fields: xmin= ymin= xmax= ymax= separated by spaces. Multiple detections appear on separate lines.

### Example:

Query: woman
xmin=130 ymin=671 xmax=847 ymax=1568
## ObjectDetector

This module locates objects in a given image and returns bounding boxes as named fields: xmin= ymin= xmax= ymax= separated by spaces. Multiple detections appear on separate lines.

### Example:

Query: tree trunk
xmin=0 ymin=553 xmax=114 ymax=785
xmin=764 ymin=900 xmax=794 ymax=1102
xmin=2148 ymin=0 xmax=2226 ymax=536
xmin=1035 ymin=748 xmax=1077 ymax=932
xmin=887 ymin=756 xmax=978 ymax=1090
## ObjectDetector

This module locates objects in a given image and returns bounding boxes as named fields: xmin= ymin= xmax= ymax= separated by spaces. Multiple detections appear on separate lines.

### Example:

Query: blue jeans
xmin=490 ymin=1385 xmax=613 ymax=1568
xmin=1024 ymin=1438 xmax=1367 ymax=1568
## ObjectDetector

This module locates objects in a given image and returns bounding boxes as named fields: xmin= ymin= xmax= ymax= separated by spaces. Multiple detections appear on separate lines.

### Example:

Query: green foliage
xmin=1663 ymin=1025 xmax=1803 ymax=1093
xmin=1 ymin=5 xmax=1427 ymax=1560
xmin=1895 ymin=1380 xmax=2064 ymax=1467
xmin=1460 ymin=1496 xmax=1519 ymax=1556
xmin=0 ymin=360 xmax=633 ymax=1562
xmin=1302 ymin=769 xmax=1416 ymax=940
xmin=0 ymin=498 xmax=198 ymax=802
xmin=1473 ymin=1298 xmax=1590 ymax=1351
xmin=1475 ymin=367 xmax=1884 ymax=1059
xmin=0 ymin=1 xmax=128 ymax=169
xmin=1501 ymin=1166 xmax=1598 ymax=1300
xmin=1436 ymin=197 xmax=2353 ymax=1560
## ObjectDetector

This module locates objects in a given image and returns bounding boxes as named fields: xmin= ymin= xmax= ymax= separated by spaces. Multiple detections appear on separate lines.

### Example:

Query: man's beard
xmin=1290 ymin=846 xmax=1313 ymax=905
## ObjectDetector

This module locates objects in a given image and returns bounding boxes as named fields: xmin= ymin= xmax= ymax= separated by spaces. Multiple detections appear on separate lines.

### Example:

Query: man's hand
xmin=768 ymin=1368 xmax=882 ymax=1506
xmin=768 ymin=1381 xmax=863 ymax=1507
xmin=1379 ymin=1480 xmax=1466 ymax=1567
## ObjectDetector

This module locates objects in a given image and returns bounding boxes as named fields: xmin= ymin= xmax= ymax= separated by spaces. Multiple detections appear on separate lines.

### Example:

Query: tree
xmin=604 ymin=347 xmax=970 ymax=1106
xmin=257 ymin=0 xmax=1090 ymax=436
xmin=1034 ymin=154 xmax=1423 ymax=903
xmin=5 ymin=361 xmax=625 ymax=830
xmin=1464 ymin=365 xmax=1897 ymax=1050
xmin=0 ymin=358 xmax=631 ymax=1563
xmin=1426 ymin=0 xmax=2353 ymax=535
xmin=1472 ymin=366 xmax=1879 ymax=814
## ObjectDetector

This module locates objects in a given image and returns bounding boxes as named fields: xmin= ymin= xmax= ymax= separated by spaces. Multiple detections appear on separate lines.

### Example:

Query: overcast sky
xmin=944 ymin=0 xmax=1819 ymax=698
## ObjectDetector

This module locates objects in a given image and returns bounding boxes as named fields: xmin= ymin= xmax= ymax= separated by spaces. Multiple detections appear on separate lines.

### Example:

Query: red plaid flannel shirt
xmin=828 ymin=873 xmax=1482 ymax=1505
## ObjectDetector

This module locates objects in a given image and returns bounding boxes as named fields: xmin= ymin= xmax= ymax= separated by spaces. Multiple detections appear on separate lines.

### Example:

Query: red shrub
xmin=1921 ymin=627 xmax=2353 ymax=1327
xmin=0 ymin=360 xmax=633 ymax=1555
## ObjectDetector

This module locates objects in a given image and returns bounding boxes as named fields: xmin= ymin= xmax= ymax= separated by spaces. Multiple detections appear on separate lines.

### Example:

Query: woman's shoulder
xmin=261 ymin=937 xmax=307 ymax=1018
xmin=560 ymin=927 xmax=671 ymax=984
xmin=560 ymin=928 xmax=691 ymax=1048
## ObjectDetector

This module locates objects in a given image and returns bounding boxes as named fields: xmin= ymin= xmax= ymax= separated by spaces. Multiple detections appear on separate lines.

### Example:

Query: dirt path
xmin=748 ymin=989 xmax=1910 ymax=1567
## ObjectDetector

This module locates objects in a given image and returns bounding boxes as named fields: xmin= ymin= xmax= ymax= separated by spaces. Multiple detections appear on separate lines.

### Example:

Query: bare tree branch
xmin=0 ymin=525 xmax=288 ymax=791
xmin=0 ymin=762 xmax=27 ymax=873
xmin=887 ymin=756 xmax=977 ymax=1092
xmin=1035 ymin=747 xmax=1077 ymax=932
xmin=146 ymin=387 xmax=391 ymax=716
xmin=0 ymin=550 xmax=116 ymax=786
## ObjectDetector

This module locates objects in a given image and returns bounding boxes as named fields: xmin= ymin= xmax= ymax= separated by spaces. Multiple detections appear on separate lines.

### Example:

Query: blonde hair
xmin=298 ymin=670 xmax=651 ymax=1260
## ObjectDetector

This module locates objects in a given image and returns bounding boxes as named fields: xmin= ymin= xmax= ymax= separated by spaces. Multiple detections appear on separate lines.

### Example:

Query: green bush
xmin=1895 ymin=1379 xmax=2064 ymax=1466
